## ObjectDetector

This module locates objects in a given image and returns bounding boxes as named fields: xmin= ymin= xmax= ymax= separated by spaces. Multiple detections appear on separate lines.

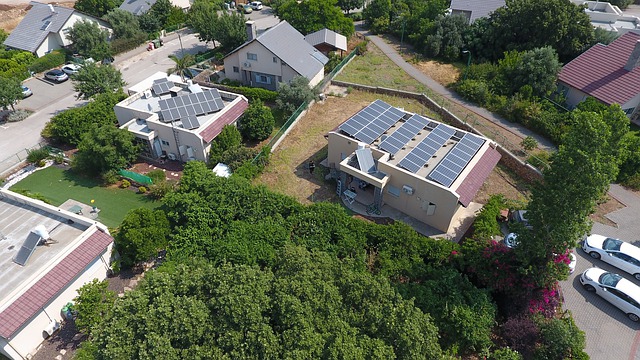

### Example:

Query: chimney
xmin=246 ymin=21 xmax=257 ymax=41
xmin=48 ymin=4 xmax=56 ymax=13
xmin=624 ymin=39 xmax=640 ymax=71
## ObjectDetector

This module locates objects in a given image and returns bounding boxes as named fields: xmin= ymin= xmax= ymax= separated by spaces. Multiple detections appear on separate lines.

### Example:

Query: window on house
xmin=623 ymin=108 xmax=635 ymax=116
xmin=247 ymin=53 xmax=257 ymax=61
xmin=387 ymin=185 xmax=400 ymax=197
xmin=233 ymin=66 xmax=239 ymax=73
xmin=273 ymin=57 xmax=277 ymax=63
xmin=256 ymin=75 xmax=271 ymax=84
xmin=277 ymin=76 xmax=282 ymax=82
xmin=161 ymin=139 xmax=170 ymax=146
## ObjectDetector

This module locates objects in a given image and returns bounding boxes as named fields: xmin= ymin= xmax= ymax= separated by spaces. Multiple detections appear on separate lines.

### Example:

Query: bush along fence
xmin=330 ymin=80 xmax=544 ymax=183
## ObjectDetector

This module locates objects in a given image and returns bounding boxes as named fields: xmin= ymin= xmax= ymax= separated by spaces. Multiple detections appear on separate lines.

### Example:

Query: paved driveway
xmin=560 ymin=185 xmax=640 ymax=360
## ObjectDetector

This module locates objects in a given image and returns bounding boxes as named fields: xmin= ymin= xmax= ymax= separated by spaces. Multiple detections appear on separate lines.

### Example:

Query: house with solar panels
xmin=327 ymin=100 xmax=502 ymax=233
xmin=2 ymin=1 xmax=112 ymax=58
xmin=0 ymin=189 xmax=114 ymax=360
xmin=114 ymin=72 xmax=249 ymax=162
xmin=223 ymin=21 xmax=329 ymax=90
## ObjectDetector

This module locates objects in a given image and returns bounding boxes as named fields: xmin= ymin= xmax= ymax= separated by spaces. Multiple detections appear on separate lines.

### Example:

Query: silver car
xmin=44 ymin=69 xmax=69 ymax=82
xmin=583 ymin=234 xmax=640 ymax=280
xmin=580 ymin=267 xmax=640 ymax=322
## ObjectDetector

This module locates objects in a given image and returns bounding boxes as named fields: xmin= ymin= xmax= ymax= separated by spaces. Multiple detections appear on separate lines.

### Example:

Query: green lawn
xmin=10 ymin=166 xmax=162 ymax=228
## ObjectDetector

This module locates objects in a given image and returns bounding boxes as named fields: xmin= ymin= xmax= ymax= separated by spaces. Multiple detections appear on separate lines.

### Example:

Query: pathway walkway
xmin=355 ymin=24 xmax=556 ymax=152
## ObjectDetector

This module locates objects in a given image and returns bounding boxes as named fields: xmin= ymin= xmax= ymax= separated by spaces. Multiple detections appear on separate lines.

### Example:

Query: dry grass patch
xmin=413 ymin=60 xmax=462 ymax=87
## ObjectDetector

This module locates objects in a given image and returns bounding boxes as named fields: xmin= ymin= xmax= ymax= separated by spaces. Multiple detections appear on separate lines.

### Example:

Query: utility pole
xmin=462 ymin=50 xmax=471 ymax=81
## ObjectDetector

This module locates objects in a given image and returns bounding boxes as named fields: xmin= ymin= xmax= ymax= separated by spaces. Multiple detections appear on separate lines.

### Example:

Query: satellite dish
xmin=32 ymin=224 xmax=50 ymax=240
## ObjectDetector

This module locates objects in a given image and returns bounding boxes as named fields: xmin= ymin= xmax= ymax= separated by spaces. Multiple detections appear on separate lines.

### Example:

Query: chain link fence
xmin=0 ymin=142 xmax=47 ymax=179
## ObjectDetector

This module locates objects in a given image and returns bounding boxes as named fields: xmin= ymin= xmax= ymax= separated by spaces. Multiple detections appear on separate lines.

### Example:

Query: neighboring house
xmin=0 ymin=189 xmax=114 ymax=360
xmin=115 ymin=72 xmax=249 ymax=163
xmin=449 ymin=0 xmax=505 ymax=23
xmin=557 ymin=32 xmax=640 ymax=119
xmin=572 ymin=0 xmax=640 ymax=34
xmin=305 ymin=28 xmax=348 ymax=55
xmin=327 ymin=100 xmax=501 ymax=233
xmin=119 ymin=0 xmax=191 ymax=15
xmin=223 ymin=21 xmax=329 ymax=90
xmin=3 ymin=1 xmax=112 ymax=58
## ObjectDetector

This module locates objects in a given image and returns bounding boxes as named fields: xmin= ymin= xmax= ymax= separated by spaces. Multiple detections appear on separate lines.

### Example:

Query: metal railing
xmin=0 ymin=142 xmax=47 ymax=178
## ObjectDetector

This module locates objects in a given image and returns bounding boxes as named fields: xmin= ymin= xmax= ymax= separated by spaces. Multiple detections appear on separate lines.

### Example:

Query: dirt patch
xmin=0 ymin=1 xmax=76 ymax=33
xmin=590 ymin=194 xmax=625 ymax=227
xmin=413 ymin=60 xmax=462 ymax=87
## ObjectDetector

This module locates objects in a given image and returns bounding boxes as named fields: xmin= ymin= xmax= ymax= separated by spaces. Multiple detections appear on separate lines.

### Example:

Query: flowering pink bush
xmin=528 ymin=282 xmax=562 ymax=317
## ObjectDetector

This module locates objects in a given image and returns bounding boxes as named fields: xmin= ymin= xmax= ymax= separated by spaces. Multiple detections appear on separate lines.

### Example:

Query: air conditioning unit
xmin=402 ymin=185 xmax=414 ymax=195
xmin=44 ymin=320 xmax=60 ymax=337
xmin=167 ymin=153 xmax=177 ymax=161
xmin=243 ymin=62 xmax=251 ymax=68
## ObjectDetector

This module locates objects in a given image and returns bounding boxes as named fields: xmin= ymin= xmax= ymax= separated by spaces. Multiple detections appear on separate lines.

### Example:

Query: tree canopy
xmin=276 ymin=76 xmax=316 ymax=115
xmin=74 ymin=0 xmax=122 ymax=17
xmin=277 ymin=0 xmax=355 ymax=36
xmin=188 ymin=3 xmax=247 ymax=50
xmin=208 ymin=124 xmax=242 ymax=165
xmin=238 ymin=99 xmax=274 ymax=141
xmin=72 ymin=63 xmax=126 ymax=100
xmin=0 ymin=76 xmax=23 ymax=111
xmin=115 ymin=208 xmax=171 ymax=267
xmin=104 ymin=8 xmax=142 ymax=40
xmin=67 ymin=20 xmax=112 ymax=60
xmin=72 ymin=124 xmax=141 ymax=176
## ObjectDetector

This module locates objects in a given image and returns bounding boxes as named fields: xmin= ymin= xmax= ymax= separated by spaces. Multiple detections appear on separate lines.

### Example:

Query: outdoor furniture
xmin=343 ymin=189 xmax=357 ymax=205
xmin=68 ymin=205 xmax=82 ymax=215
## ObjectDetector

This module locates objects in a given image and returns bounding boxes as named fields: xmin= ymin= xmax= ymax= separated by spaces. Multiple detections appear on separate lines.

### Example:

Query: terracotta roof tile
xmin=456 ymin=146 xmax=502 ymax=207
xmin=558 ymin=32 xmax=640 ymax=106
xmin=0 ymin=229 xmax=113 ymax=339
xmin=199 ymin=99 xmax=249 ymax=143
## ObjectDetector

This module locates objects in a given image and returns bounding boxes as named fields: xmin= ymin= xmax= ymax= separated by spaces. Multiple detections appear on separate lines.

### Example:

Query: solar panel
xmin=355 ymin=148 xmax=376 ymax=173
xmin=158 ymin=89 xmax=225 ymax=122
xmin=379 ymin=114 xmax=427 ymax=154
xmin=338 ymin=100 xmax=405 ymax=144
xmin=152 ymin=78 xmax=174 ymax=95
xmin=398 ymin=124 xmax=455 ymax=173
xmin=13 ymin=231 xmax=42 ymax=266
xmin=428 ymin=133 xmax=485 ymax=187
xmin=182 ymin=116 xmax=199 ymax=130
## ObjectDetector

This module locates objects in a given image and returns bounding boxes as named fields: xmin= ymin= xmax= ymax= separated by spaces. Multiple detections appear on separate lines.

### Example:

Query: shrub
xmin=102 ymin=170 xmax=119 ymax=185
xmin=37 ymin=159 xmax=46 ymax=167
xmin=110 ymin=32 xmax=147 ymax=55
xmin=348 ymin=12 xmax=363 ymax=21
xmin=520 ymin=136 xmax=537 ymax=151
xmin=148 ymin=181 xmax=175 ymax=199
xmin=472 ymin=194 xmax=505 ymax=240
xmin=6 ymin=109 xmax=33 ymax=122
xmin=456 ymin=80 xmax=491 ymax=105
xmin=26 ymin=147 xmax=50 ymax=164
xmin=355 ymin=40 xmax=369 ymax=55
xmin=526 ymin=150 xmax=551 ymax=170
xmin=501 ymin=316 xmax=539 ymax=356
xmin=146 ymin=169 xmax=166 ymax=184
xmin=489 ymin=348 xmax=523 ymax=360
xmin=28 ymin=50 xmax=65 ymax=74
xmin=11 ymin=189 xmax=51 ymax=204
xmin=623 ymin=173 xmax=640 ymax=190
xmin=120 ymin=179 xmax=131 ymax=188
xmin=238 ymin=99 xmax=275 ymax=141
xmin=138 ymin=186 xmax=147 ymax=193
xmin=534 ymin=314 xmax=588 ymax=360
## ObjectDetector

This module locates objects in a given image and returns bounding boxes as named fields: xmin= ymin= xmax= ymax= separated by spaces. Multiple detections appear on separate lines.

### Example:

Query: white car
xmin=580 ymin=267 xmax=640 ymax=322
xmin=61 ymin=63 xmax=81 ymax=75
xmin=583 ymin=234 xmax=640 ymax=280
xmin=250 ymin=1 xmax=263 ymax=10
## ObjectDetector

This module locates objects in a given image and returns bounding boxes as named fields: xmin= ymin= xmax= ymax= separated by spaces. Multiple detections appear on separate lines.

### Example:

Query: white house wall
xmin=1 ymin=244 xmax=112 ymax=360
xmin=60 ymin=13 xmax=112 ymax=47
xmin=622 ymin=92 xmax=640 ymax=113
xmin=35 ymin=34 xmax=62 ymax=58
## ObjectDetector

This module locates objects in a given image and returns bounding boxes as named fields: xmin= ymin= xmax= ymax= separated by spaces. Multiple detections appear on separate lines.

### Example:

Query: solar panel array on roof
xmin=152 ymin=78 xmax=174 ymax=95
xmin=398 ymin=124 xmax=456 ymax=173
xmin=13 ymin=232 xmax=42 ymax=266
xmin=428 ymin=133 xmax=485 ymax=187
xmin=338 ymin=100 xmax=405 ymax=144
xmin=181 ymin=116 xmax=200 ymax=130
xmin=379 ymin=114 xmax=431 ymax=155
xmin=158 ymin=89 xmax=225 ymax=123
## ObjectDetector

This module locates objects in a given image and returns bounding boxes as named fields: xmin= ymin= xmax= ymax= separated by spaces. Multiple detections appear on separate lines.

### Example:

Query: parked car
xmin=583 ymin=234 xmax=640 ymax=280
xmin=250 ymin=1 xmax=263 ymax=10
xmin=45 ymin=69 xmax=69 ymax=82
xmin=21 ymin=85 xmax=32 ymax=98
xmin=237 ymin=3 xmax=253 ymax=13
xmin=509 ymin=209 xmax=532 ymax=229
xmin=580 ymin=267 xmax=640 ymax=322
xmin=61 ymin=63 xmax=81 ymax=75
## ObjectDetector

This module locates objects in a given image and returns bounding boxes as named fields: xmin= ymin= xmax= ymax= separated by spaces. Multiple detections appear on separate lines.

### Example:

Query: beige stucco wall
xmin=3 ymin=245 xmax=112 ymax=360
xmin=35 ymin=34 xmax=62 ymax=58
xmin=327 ymin=132 xmax=461 ymax=232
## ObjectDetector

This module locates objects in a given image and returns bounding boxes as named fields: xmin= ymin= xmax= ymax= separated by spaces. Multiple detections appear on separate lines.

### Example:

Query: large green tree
xmin=188 ymin=0 xmax=223 ymax=44
xmin=67 ymin=20 xmax=112 ymax=60
xmin=337 ymin=0 xmax=363 ymax=14
xmin=362 ymin=0 xmax=391 ymax=33
xmin=0 ymin=76 xmax=23 ymax=111
xmin=238 ymin=99 xmax=274 ymax=141
xmin=104 ymin=8 xmax=142 ymax=39
xmin=74 ymin=0 xmax=122 ymax=17
xmin=214 ymin=11 xmax=248 ymax=51
xmin=276 ymin=76 xmax=317 ymax=115
xmin=72 ymin=125 xmax=141 ymax=176
xmin=472 ymin=0 xmax=594 ymax=62
xmin=150 ymin=0 xmax=173 ymax=28
xmin=208 ymin=124 xmax=242 ymax=165
xmin=277 ymin=0 xmax=355 ymax=36
xmin=496 ymin=47 xmax=562 ymax=97
xmin=73 ymin=279 xmax=116 ymax=336
xmin=423 ymin=14 xmax=469 ymax=61
xmin=76 ymin=246 xmax=443 ymax=359
xmin=72 ymin=63 xmax=125 ymax=100
xmin=115 ymin=208 xmax=171 ymax=267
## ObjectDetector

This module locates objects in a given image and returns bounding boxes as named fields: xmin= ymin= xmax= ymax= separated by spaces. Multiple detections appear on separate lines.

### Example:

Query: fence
xmin=316 ymin=48 xmax=358 ymax=91
xmin=0 ymin=142 xmax=47 ymax=179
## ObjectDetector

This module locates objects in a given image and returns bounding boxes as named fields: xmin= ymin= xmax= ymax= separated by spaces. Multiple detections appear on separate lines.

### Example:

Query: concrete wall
xmin=330 ymin=80 xmax=544 ymax=184
xmin=4 ymin=243 xmax=112 ymax=360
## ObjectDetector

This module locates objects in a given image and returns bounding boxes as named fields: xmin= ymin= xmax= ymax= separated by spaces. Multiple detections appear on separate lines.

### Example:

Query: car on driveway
xmin=580 ymin=267 xmax=640 ymax=322
xmin=21 ymin=85 xmax=32 ymax=98
xmin=583 ymin=234 xmax=640 ymax=280
xmin=250 ymin=1 xmax=263 ymax=10
xmin=61 ymin=63 xmax=81 ymax=75
xmin=237 ymin=3 xmax=253 ymax=13
xmin=45 ymin=69 xmax=69 ymax=82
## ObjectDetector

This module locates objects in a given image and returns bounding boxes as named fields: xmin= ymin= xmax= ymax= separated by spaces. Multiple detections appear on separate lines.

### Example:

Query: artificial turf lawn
xmin=10 ymin=166 xmax=162 ymax=228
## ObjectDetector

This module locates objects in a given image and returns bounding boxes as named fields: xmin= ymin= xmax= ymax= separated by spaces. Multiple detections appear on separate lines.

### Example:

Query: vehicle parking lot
xmin=560 ymin=184 xmax=640 ymax=360
xmin=18 ymin=75 xmax=76 ymax=112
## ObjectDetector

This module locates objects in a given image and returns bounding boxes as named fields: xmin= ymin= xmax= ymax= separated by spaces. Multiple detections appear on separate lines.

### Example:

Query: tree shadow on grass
xmin=60 ymin=167 xmax=101 ymax=189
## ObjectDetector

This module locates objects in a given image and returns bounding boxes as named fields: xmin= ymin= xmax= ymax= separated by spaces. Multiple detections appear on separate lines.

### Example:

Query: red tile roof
xmin=199 ymin=98 xmax=249 ymax=143
xmin=456 ymin=146 xmax=501 ymax=207
xmin=0 ymin=229 xmax=113 ymax=339
xmin=557 ymin=32 xmax=640 ymax=106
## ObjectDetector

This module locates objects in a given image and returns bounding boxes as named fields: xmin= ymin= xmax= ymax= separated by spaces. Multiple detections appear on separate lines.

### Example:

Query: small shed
xmin=305 ymin=28 xmax=348 ymax=55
